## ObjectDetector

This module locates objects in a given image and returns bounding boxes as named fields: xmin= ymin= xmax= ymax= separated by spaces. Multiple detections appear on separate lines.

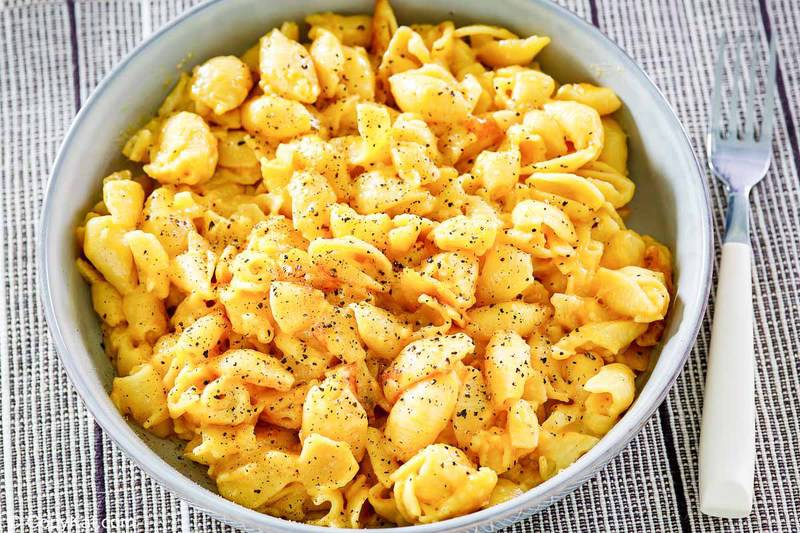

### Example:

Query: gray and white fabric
xmin=1 ymin=0 xmax=798 ymax=531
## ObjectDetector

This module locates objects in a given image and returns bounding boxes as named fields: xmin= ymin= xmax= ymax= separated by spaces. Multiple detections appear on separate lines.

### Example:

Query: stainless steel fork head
xmin=707 ymin=33 xmax=777 ymax=243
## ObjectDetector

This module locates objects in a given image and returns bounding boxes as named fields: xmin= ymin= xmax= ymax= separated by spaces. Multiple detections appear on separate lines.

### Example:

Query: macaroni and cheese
xmin=76 ymin=0 xmax=673 ymax=527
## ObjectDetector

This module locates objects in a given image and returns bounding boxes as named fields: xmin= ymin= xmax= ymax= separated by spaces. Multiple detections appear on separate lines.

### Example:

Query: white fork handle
xmin=699 ymin=241 xmax=755 ymax=518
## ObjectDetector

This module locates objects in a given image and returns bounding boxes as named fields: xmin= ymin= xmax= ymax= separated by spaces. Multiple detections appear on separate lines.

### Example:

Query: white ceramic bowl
xmin=39 ymin=0 xmax=713 ymax=531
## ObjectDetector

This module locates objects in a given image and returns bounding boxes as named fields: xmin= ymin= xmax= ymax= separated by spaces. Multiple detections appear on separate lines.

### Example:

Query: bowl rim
xmin=38 ymin=0 xmax=713 ymax=531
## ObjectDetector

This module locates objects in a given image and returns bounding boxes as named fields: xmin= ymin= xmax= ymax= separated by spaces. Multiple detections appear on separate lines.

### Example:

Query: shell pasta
xmin=76 ymin=0 xmax=673 ymax=527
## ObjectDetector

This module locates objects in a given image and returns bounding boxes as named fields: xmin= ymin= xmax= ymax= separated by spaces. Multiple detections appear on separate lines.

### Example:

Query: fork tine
xmin=759 ymin=36 xmax=777 ymax=145
xmin=710 ymin=33 xmax=728 ymax=140
xmin=743 ymin=45 xmax=758 ymax=140
xmin=729 ymin=40 xmax=744 ymax=138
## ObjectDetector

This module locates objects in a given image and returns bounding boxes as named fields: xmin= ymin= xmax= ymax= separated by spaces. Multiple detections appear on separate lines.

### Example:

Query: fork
xmin=698 ymin=33 xmax=776 ymax=518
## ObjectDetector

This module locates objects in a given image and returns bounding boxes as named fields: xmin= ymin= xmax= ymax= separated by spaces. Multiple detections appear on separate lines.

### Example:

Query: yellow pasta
xmin=384 ymin=370 xmax=460 ymax=461
xmin=381 ymin=333 xmax=473 ymax=402
xmin=144 ymin=111 xmax=218 ymax=185
xmin=79 ymin=1 xmax=673 ymax=526
xmin=90 ymin=281 xmax=125 ymax=327
xmin=556 ymin=82 xmax=622 ymax=116
xmin=476 ymin=35 xmax=550 ymax=68
xmin=452 ymin=366 xmax=495 ymax=448
xmin=190 ymin=56 xmax=253 ymax=115
xmin=391 ymin=444 xmax=497 ymax=523
xmin=83 ymin=215 xmax=138 ymax=295
xmin=472 ymin=148 xmax=521 ymax=198
xmin=484 ymin=330 xmax=532 ymax=409
xmin=493 ymin=67 xmax=555 ymax=110
xmin=389 ymin=64 xmax=474 ymax=123
xmin=103 ymin=172 xmax=145 ymax=229
xmin=306 ymin=12 xmax=372 ymax=47
xmin=259 ymin=29 xmax=320 ymax=103
xmin=475 ymin=243 xmax=534 ymax=304
xmin=241 ymin=94 xmax=314 ymax=141
xmin=301 ymin=372 xmax=368 ymax=460
xmin=125 ymin=230 xmax=170 ymax=299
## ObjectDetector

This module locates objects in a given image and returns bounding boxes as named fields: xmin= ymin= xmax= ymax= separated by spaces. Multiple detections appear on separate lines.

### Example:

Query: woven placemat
xmin=1 ymin=0 xmax=798 ymax=531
